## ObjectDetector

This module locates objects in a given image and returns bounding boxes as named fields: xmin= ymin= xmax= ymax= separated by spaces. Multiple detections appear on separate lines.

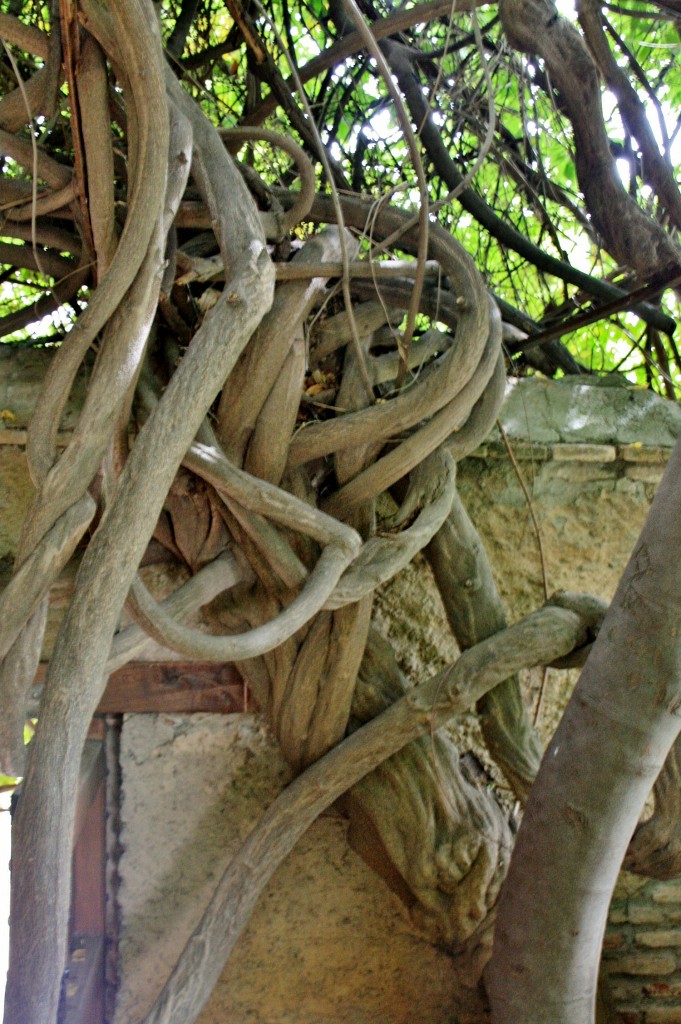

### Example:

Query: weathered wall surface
xmin=0 ymin=346 xmax=87 ymax=560
xmin=606 ymin=874 xmax=681 ymax=1024
xmin=375 ymin=378 xmax=680 ymax=749
xmin=115 ymin=714 xmax=462 ymax=1024
xmin=2 ymin=353 xmax=681 ymax=1024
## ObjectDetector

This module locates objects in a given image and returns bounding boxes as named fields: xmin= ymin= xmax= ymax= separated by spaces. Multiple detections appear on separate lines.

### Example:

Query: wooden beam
xmin=72 ymin=778 xmax=105 ymax=937
xmin=65 ymin=740 xmax=107 ymax=1024
xmin=33 ymin=661 xmax=248 ymax=714
xmin=96 ymin=661 xmax=248 ymax=713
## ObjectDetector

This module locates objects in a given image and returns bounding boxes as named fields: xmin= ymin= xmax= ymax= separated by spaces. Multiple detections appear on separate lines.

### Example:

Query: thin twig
xmin=497 ymin=418 xmax=550 ymax=727
xmin=497 ymin=419 xmax=549 ymax=602
xmin=339 ymin=0 xmax=430 ymax=383
xmin=253 ymin=0 xmax=375 ymax=402
xmin=1 ymin=40 xmax=49 ymax=282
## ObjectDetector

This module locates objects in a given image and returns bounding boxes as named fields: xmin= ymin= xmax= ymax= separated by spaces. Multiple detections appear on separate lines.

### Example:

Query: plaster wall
xmin=115 ymin=714 xmax=461 ymax=1024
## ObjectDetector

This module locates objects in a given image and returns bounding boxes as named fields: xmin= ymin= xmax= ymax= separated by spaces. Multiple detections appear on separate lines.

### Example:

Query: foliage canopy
xmin=2 ymin=0 xmax=681 ymax=390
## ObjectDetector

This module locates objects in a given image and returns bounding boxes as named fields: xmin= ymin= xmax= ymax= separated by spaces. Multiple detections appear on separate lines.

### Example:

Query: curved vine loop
xmin=220 ymin=127 xmax=316 ymax=238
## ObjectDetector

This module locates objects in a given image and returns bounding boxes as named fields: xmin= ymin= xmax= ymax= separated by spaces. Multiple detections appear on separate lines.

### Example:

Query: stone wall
xmin=3 ymin=353 xmax=681 ymax=1023
xmin=606 ymin=875 xmax=681 ymax=1024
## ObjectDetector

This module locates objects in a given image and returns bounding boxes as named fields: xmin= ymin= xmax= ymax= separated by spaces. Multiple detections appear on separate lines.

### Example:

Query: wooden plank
xmin=33 ymin=661 xmax=248 ymax=714
xmin=87 ymin=719 xmax=105 ymax=741
xmin=96 ymin=661 xmax=248 ymax=713
xmin=72 ymin=780 xmax=105 ymax=936
xmin=103 ymin=717 xmax=122 ymax=1022
xmin=67 ymin=742 xmax=106 ymax=1024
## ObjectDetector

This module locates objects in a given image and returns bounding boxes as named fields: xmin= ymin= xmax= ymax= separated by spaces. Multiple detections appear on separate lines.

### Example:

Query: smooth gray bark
xmin=488 ymin=435 xmax=681 ymax=1024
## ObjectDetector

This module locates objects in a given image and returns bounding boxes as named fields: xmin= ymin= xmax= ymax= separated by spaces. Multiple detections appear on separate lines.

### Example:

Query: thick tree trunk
xmin=487 ymin=435 xmax=681 ymax=1024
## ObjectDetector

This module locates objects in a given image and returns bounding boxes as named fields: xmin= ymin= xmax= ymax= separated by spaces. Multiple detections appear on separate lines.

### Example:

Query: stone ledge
xmin=2 ymin=425 xmax=673 ymax=474
xmin=2 ymin=364 xmax=679 ymax=462
xmin=469 ymin=439 xmax=673 ymax=465
xmin=0 ymin=427 xmax=70 ymax=447
xmin=610 ymin=953 xmax=678 ymax=976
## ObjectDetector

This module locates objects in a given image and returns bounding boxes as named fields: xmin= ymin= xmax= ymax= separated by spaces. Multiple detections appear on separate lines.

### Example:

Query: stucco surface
xmin=115 ymin=714 xmax=461 ymax=1024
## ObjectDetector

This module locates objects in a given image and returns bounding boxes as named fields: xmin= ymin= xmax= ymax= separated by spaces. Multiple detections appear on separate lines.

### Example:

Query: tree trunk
xmin=487 ymin=435 xmax=681 ymax=1024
